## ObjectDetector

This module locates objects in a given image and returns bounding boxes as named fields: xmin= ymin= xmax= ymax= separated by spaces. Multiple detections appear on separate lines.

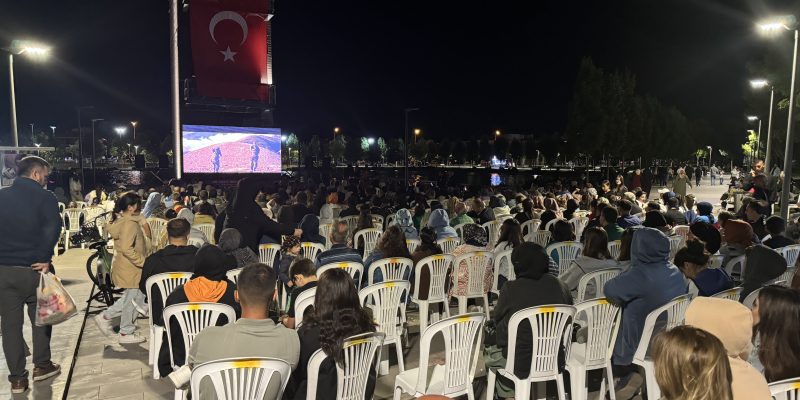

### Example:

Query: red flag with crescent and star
xmin=190 ymin=0 xmax=270 ymax=101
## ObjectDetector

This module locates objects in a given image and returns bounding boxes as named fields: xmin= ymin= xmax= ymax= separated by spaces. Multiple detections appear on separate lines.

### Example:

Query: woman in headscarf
xmin=426 ymin=208 xmax=458 ymax=240
xmin=177 ymin=208 xmax=209 ymax=247
xmin=672 ymin=168 xmax=692 ymax=199
xmin=484 ymin=242 xmax=573 ymax=398
xmin=395 ymin=208 xmax=418 ymax=240
xmin=222 ymin=177 xmax=299 ymax=250
xmin=695 ymin=201 xmax=716 ymax=224
xmin=720 ymin=219 xmax=754 ymax=266
xmin=218 ymin=228 xmax=259 ymax=269
xmin=142 ymin=192 xmax=166 ymax=219
xmin=300 ymin=214 xmax=326 ymax=246
xmin=449 ymin=223 xmax=493 ymax=298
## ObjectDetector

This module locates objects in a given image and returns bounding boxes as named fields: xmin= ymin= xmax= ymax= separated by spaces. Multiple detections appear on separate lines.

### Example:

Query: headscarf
xmin=281 ymin=235 xmax=301 ymax=254
xmin=218 ymin=228 xmax=243 ymax=252
xmin=426 ymin=209 xmax=458 ymax=239
xmin=690 ymin=221 xmax=721 ymax=254
xmin=642 ymin=211 xmax=668 ymax=229
xmin=510 ymin=242 xmax=550 ymax=279
xmin=462 ymin=223 xmax=488 ymax=247
xmin=723 ymin=220 xmax=753 ymax=248
xmin=184 ymin=245 xmax=234 ymax=302
xmin=740 ymin=245 xmax=786 ymax=301
xmin=489 ymin=195 xmax=505 ymax=208
xmin=395 ymin=208 xmax=418 ymax=238
xmin=142 ymin=192 xmax=162 ymax=218
xmin=696 ymin=201 xmax=715 ymax=224
xmin=630 ymin=227 xmax=671 ymax=269
xmin=177 ymin=207 xmax=195 ymax=225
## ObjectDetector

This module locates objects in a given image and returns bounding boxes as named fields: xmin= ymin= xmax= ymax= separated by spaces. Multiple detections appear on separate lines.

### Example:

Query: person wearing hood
xmin=299 ymin=214 xmax=326 ymax=246
xmin=489 ymin=195 xmax=510 ymax=217
xmin=426 ymin=209 xmax=457 ymax=240
xmin=142 ymin=192 xmax=167 ymax=219
xmin=221 ymin=177 xmax=301 ymax=251
xmin=218 ymin=228 xmax=259 ymax=269
xmin=738 ymin=244 xmax=786 ymax=302
xmin=176 ymin=208 xmax=209 ymax=247
xmin=695 ymin=201 xmax=716 ymax=224
xmin=720 ymin=220 xmax=754 ymax=267
xmin=675 ymin=239 xmax=733 ymax=297
xmin=395 ymin=208 xmax=419 ymax=240
xmin=159 ymin=244 xmax=240 ymax=378
xmin=685 ymin=297 xmax=771 ymax=400
xmin=689 ymin=221 xmax=722 ymax=254
xmin=484 ymin=242 xmax=573 ymax=398
xmin=603 ymin=228 xmax=686 ymax=394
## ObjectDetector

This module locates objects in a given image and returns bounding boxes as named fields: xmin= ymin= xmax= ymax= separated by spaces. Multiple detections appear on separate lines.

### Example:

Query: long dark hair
xmin=551 ymin=220 xmax=575 ymax=242
xmin=416 ymin=227 xmax=442 ymax=254
xmin=755 ymin=285 xmax=800 ymax=382
xmin=306 ymin=268 xmax=375 ymax=366
xmin=375 ymin=225 xmax=411 ymax=258
xmin=497 ymin=218 xmax=522 ymax=248
xmin=582 ymin=227 xmax=611 ymax=259
xmin=112 ymin=192 xmax=142 ymax=222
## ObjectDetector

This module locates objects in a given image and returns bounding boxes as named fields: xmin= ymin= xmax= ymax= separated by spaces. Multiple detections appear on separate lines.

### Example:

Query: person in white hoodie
xmin=559 ymin=227 xmax=618 ymax=296
xmin=176 ymin=208 xmax=209 ymax=247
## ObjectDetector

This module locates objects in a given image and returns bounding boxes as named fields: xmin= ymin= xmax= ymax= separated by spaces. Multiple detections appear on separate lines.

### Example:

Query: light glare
xmin=750 ymin=79 xmax=769 ymax=88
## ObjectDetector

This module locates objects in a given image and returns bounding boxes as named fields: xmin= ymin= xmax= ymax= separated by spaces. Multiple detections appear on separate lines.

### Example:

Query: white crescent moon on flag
xmin=209 ymin=11 xmax=248 ymax=45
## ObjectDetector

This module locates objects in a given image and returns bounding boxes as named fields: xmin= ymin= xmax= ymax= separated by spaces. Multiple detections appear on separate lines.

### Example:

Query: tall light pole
xmin=747 ymin=116 xmax=761 ymax=159
xmin=130 ymin=121 xmax=137 ymax=142
xmin=91 ymin=118 xmax=103 ymax=185
xmin=2 ymin=41 xmax=50 ymax=147
xmin=751 ymin=79 xmax=775 ymax=171
xmin=404 ymin=107 xmax=419 ymax=185
xmin=76 ymin=105 xmax=93 ymax=186
xmin=115 ymin=126 xmax=127 ymax=159
xmin=414 ymin=128 xmax=421 ymax=144
xmin=333 ymin=127 xmax=340 ymax=139
xmin=29 ymin=123 xmax=34 ymax=145
xmin=758 ymin=15 xmax=799 ymax=219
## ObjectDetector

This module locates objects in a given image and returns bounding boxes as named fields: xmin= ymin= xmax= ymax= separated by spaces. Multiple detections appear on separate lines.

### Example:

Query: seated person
xmin=281 ymin=259 xmax=318 ymax=329
xmin=601 ymin=206 xmax=624 ymax=242
xmin=674 ymin=239 xmax=733 ymax=297
xmin=158 ymin=245 xmax=240 ymax=378
xmin=664 ymin=197 xmax=688 ymax=227
xmin=745 ymin=199 xmax=769 ymax=240
xmin=300 ymin=215 xmax=327 ymax=247
xmin=763 ymin=215 xmax=796 ymax=249
xmin=171 ymin=263 xmax=300 ymax=399
xmin=315 ymin=220 xmax=362 ymax=267
xmin=688 ymin=221 xmax=722 ymax=254
xmin=616 ymin=200 xmax=642 ymax=229
xmin=363 ymin=225 xmax=411 ymax=287
xmin=559 ymin=227 xmax=618 ymax=294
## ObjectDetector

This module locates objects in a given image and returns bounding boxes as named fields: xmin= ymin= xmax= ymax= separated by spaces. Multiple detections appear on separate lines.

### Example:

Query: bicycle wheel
xmin=85 ymin=252 xmax=101 ymax=287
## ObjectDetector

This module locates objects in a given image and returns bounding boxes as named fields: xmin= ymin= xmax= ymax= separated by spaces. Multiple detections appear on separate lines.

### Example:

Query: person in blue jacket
xmin=674 ymin=238 xmax=733 ymax=296
xmin=603 ymin=227 xmax=686 ymax=392
xmin=426 ymin=208 xmax=458 ymax=240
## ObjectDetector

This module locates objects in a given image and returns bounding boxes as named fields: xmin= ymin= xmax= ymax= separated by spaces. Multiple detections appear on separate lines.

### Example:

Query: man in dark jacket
xmin=139 ymin=218 xmax=197 ymax=324
xmin=223 ymin=177 xmax=300 ymax=250
xmin=664 ymin=197 xmax=688 ymax=227
xmin=290 ymin=191 xmax=313 ymax=225
xmin=0 ymin=156 xmax=62 ymax=393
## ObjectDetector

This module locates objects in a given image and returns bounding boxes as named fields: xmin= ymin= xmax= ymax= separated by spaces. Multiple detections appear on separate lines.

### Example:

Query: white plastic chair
xmin=405 ymin=238 xmax=421 ymax=254
xmin=354 ymin=228 xmax=382 ymax=261
xmin=62 ymin=208 xmax=84 ymax=250
xmin=319 ymin=223 xmax=333 ymax=250
xmin=546 ymin=241 xmax=583 ymax=276
xmin=780 ymin=244 xmax=800 ymax=269
xmin=370 ymin=214 xmax=385 ymax=229
xmin=190 ymin=357 xmax=292 ymax=400
xmin=436 ymin=237 xmax=460 ymax=254
xmin=481 ymin=220 xmax=502 ymax=248
xmin=367 ymin=257 xmax=413 ymax=285
xmin=385 ymin=214 xmax=397 ymax=229
xmin=453 ymin=222 xmax=469 ymax=239
xmin=258 ymin=243 xmax=281 ymax=267
xmin=393 ymin=313 xmax=485 ymax=400
xmin=767 ymin=376 xmax=800 ymax=399
xmin=147 ymin=218 xmax=169 ymax=250
xmin=725 ymin=255 xmax=747 ymax=281
xmin=226 ymin=268 xmax=243 ymax=285
xmin=631 ymin=295 xmax=691 ymax=400
xmin=607 ymin=240 xmax=621 ymax=260
xmin=318 ymin=261 xmax=364 ymax=288
xmin=544 ymin=218 xmax=563 ymax=232
xmin=708 ymin=254 xmax=724 ymax=269
xmin=359 ymin=281 xmax=411 ymax=373
xmin=341 ymin=215 xmax=360 ymax=236
xmin=300 ymin=242 xmax=326 ymax=264
xmin=576 ymin=268 xmax=622 ymax=303
xmin=306 ymin=333 xmax=386 ymax=400
xmin=83 ymin=206 xmax=108 ymax=238
xmin=673 ymin=225 xmax=690 ymax=245
xmin=776 ymin=267 xmax=796 ymax=287
xmin=452 ymin=251 xmax=494 ymax=319
xmin=569 ymin=217 xmax=589 ymax=240
xmin=411 ymin=254 xmax=454 ymax=331
xmin=742 ymin=287 xmax=762 ymax=309
xmin=520 ymin=219 xmax=541 ymax=238
xmin=294 ymin=287 xmax=317 ymax=327
xmin=668 ymin=236 xmax=683 ymax=261
xmin=195 ymin=223 xmax=215 ymax=244
xmin=566 ymin=299 xmax=622 ymax=400
xmin=525 ymin=231 xmax=552 ymax=247
xmin=486 ymin=305 xmax=576 ymax=400
xmin=491 ymin=249 xmax=514 ymax=298
xmin=144 ymin=272 xmax=193 ymax=372
xmin=58 ymin=202 xmax=65 ymax=213
xmin=710 ymin=286 xmax=743 ymax=301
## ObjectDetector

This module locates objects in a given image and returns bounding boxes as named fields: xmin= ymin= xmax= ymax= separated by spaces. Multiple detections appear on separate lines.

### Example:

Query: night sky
xmin=0 ymin=0 xmax=795 ymax=149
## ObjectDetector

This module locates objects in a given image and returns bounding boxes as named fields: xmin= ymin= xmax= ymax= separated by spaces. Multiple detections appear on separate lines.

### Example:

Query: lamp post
xmin=758 ymin=15 xmax=799 ymax=218
xmin=2 ymin=40 xmax=50 ymax=147
xmin=91 ymin=118 xmax=104 ymax=185
xmin=333 ymin=127 xmax=340 ymax=139
xmin=404 ymin=107 xmax=419 ymax=185
xmin=414 ymin=128 xmax=421 ymax=143
xmin=76 ymin=105 xmax=93 ymax=186
xmin=130 ymin=121 xmax=137 ymax=142
xmin=750 ymin=79 xmax=775 ymax=171
xmin=707 ymin=146 xmax=713 ymax=168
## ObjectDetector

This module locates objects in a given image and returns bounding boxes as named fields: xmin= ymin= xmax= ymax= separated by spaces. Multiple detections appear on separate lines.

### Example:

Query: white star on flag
xmin=220 ymin=46 xmax=237 ymax=62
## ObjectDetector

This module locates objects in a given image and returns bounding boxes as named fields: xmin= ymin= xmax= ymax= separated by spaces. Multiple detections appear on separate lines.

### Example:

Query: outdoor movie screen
xmin=181 ymin=125 xmax=282 ymax=174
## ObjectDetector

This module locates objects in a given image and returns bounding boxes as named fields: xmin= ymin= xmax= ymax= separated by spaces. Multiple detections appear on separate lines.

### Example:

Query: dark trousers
xmin=0 ymin=266 xmax=52 ymax=380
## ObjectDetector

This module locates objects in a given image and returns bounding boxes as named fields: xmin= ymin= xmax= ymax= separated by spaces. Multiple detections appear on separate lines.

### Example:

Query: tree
xmin=451 ymin=141 xmax=466 ymax=164
xmin=479 ymin=138 xmax=492 ymax=161
xmin=386 ymin=139 xmax=404 ymax=163
xmin=408 ymin=140 xmax=429 ymax=162
xmin=509 ymin=139 xmax=524 ymax=165
xmin=308 ymin=135 xmax=321 ymax=162
xmin=329 ymin=136 xmax=345 ymax=164
xmin=525 ymin=139 xmax=538 ymax=166
xmin=345 ymin=136 xmax=363 ymax=163
xmin=377 ymin=137 xmax=388 ymax=162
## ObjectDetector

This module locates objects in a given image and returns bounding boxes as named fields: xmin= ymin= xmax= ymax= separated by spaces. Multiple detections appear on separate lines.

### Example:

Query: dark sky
xmin=0 ymin=0 xmax=794 ymax=149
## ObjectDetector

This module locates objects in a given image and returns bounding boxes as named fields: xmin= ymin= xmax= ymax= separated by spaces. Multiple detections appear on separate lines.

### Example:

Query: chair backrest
xmin=75 ymin=201 xmax=88 ymax=209
xmin=147 ymin=218 xmax=169 ymax=249
xmin=367 ymin=257 xmax=413 ymax=285
xmin=318 ymin=262 xmax=364 ymax=288
xmin=491 ymin=249 xmax=514 ymax=296
xmin=385 ymin=214 xmax=397 ymax=229
xmin=145 ymin=272 xmax=194 ymax=329
xmin=294 ymin=287 xmax=317 ymax=327
xmin=576 ymin=268 xmax=622 ymax=303
xmin=546 ymin=241 xmax=583 ymax=276
xmin=767 ymin=377 xmax=800 ymax=399
xmin=341 ymin=215 xmax=360 ymax=236
xmin=525 ymin=231 xmax=551 ymax=247
xmin=574 ymin=299 xmax=622 ymax=369
xmin=405 ymin=239 xmax=421 ymax=254
xmin=413 ymin=313 xmax=486 ymax=396
xmin=520 ymin=219 xmax=541 ymax=237
xmin=708 ymin=254 xmax=724 ymax=269
xmin=436 ymin=237 xmax=461 ymax=254
xmin=607 ymin=240 xmax=622 ymax=260
xmin=370 ymin=214 xmax=384 ymax=228
xmin=742 ymin=287 xmax=763 ymax=309
xmin=319 ymin=223 xmax=333 ymax=249
xmin=481 ymin=220 xmax=502 ymax=247
xmin=505 ymin=305 xmax=576 ymax=380
xmin=359 ymin=281 xmax=410 ymax=340
xmin=777 ymin=267 xmax=796 ymax=287
xmin=190 ymin=357 xmax=292 ymax=400
xmin=725 ymin=255 xmax=747 ymax=280
xmin=354 ymin=228 xmax=382 ymax=261
xmin=163 ymin=302 xmax=237 ymax=368
xmin=306 ymin=333 xmax=386 ymax=400
xmin=63 ymin=208 xmax=84 ymax=231
xmin=668 ymin=236 xmax=683 ymax=261
xmin=569 ymin=217 xmax=589 ymax=240
xmin=413 ymin=255 xmax=454 ymax=302
xmin=544 ymin=218 xmax=563 ymax=232
xmin=226 ymin=268 xmax=243 ymax=285
xmin=58 ymin=202 xmax=65 ymax=213
xmin=453 ymin=223 xmax=469 ymax=239
xmin=195 ymin=223 xmax=216 ymax=244
xmin=300 ymin=242 xmax=326 ymax=264
xmin=258 ymin=243 xmax=281 ymax=268
xmin=632 ymin=295 xmax=691 ymax=365
xmin=780 ymin=244 xmax=800 ymax=268
xmin=453 ymin=251 xmax=495 ymax=297
xmin=673 ymin=225 xmax=690 ymax=244
xmin=711 ymin=286 xmax=743 ymax=301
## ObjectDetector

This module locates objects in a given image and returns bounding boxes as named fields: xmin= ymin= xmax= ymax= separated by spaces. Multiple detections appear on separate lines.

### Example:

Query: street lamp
xmin=758 ymin=14 xmax=798 ymax=218
xmin=130 ymin=121 xmax=137 ymax=142
xmin=134 ymin=145 xmax=139 ymax=155
xmin=747 ymin=116 xmax=762 ymax=159
xmin=414 ymin=128 xmax=421 ymax=143
xmin=750 ymin=79 xmax=776 ymax=171
xmin=2 ymin=40 xmax=50 ymax=147
xmin=495 ymin=130 xmax=501 ymax=139
xmin=333 ymin=127 xmax=340 ymax=139
xmin=367 ymin=137 xmax=375 ymax=145
xmin=707 ymin=146 xmax=713 ymax=167
xmin=114 ymin=126 xmax=127 ymax=137
xmin=404 ymin=107 xmax=420 ymax=185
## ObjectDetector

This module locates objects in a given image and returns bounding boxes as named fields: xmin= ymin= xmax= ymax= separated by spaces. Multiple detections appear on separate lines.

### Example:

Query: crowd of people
xmin=3 ymin=155 xmax=800 ymax=399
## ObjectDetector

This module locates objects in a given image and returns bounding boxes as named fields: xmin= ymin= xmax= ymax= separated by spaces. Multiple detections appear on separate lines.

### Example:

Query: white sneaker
xmin=133 ymin=300 xmax=149 ymax=318
xmin=118 ymin=332 xmax=146 ymax=344
xmin=93 ymin=314 xmax=114 ymax=337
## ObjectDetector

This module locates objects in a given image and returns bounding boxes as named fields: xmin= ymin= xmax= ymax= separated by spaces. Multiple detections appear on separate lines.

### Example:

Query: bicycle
xmin=70 ymin=212 xmax=118 ymax=306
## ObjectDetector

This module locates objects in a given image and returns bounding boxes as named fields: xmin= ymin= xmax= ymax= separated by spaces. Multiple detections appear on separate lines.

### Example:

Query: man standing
xmin=710 ymin=164 xmax=720 ymax=186
xmin=212 ymin=147 xmax=222 ymax=173
xmin=0 ymin=156 xmax=62 ymax=393
xmin=250 ymin=143 xmax=260 ymax=172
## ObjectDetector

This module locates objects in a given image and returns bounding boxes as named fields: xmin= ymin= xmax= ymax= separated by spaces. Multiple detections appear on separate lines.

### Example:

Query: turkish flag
xmin=190 ymin=0 xmax=270 ymax=101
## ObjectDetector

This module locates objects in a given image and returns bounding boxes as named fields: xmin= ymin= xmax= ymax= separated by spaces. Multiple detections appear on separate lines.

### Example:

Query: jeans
xmin=102 ymin=288 xmax=144 ymax=335
xmin=711 ymin=176 xmax=716 ymax=185
xmin=0 ymin=266 xmax=53 ymax=380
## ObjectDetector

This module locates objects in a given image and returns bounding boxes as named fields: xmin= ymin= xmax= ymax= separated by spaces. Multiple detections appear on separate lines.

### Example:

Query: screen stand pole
xmin=170 ymin=0 xmax=182 ymax=179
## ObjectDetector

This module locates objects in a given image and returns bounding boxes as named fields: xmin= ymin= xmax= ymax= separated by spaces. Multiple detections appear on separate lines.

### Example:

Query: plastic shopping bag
xmin=35 ymin=272 xmax=78 ymax=326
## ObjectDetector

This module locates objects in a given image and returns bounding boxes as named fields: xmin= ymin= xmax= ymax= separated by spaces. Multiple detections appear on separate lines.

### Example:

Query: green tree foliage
xmin=408 ymin=140 xmax=429 ymax=162
xmin=329 ymin=136 xmax=345 ymax=163
xmin=377 ymin=137 xmax=388 ymax=161
xmin=345 ymin=136 xmax=363 ymax=163
xmin=309 ymin=135 xmax=321 ymax=161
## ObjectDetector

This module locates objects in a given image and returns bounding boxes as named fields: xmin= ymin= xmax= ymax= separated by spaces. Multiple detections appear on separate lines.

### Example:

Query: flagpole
xmin=170 ymin=0 xmax=182 ymax=179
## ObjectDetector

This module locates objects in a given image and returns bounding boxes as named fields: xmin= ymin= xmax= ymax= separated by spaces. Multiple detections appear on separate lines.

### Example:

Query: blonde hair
xmin=653 ymin=326 xmax=733 ymax=400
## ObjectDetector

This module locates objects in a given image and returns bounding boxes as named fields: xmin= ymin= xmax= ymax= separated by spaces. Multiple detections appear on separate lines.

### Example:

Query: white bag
xmin=35 ymin=272 xmax=78 ymax=326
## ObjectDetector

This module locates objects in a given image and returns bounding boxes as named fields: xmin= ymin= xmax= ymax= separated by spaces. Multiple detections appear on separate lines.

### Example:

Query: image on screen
xmin=182 ymin=125 xmax=282 ymax=174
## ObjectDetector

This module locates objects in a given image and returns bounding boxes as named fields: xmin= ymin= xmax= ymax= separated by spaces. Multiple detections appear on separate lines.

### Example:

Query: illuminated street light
xmin=114 ymin=126 xmax=127 ymax=137
xmin=2 ymin=40 xmax=52 ymax=147
xmin=758 ymin=15 xmax=796 ymax=33
xmin=747 ymin=115 xmax=759 ymax=121
xmin=367 ymin=137 xmax=375 ymax=145
xmin=750 ymin=79 xmax=776 ymax=170
xmin=281 ymin=135 xmax=287 ymax=142
xmin=750 ymin=79 xmax=769 ymax=88
xmin=495 ymin=130 xmax=501 ymax=136
xmin=414 ymin=128 xmax=421 ymax=143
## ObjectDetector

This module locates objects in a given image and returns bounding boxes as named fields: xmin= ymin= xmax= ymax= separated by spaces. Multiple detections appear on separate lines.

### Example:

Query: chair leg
xmin=483 ymin=295 xmax=491 ymax=318
xmin=458 ymin=297 xmax=467 ymax=315
xmin=419 ymin=302 xmax=429 ymax=332
xmin=569 ymin=367 xmax=585 ymax=400
xmin=556 ymin=374 xmax=567 ymax=400
xmin=393 ymin=387 xmax=403 ymax=400
xmin=487 ymin=369 xmax=496 ymax=400
xmin=644 ymin=364 xmax=659 ymax=400
xmin=442 ymin=299 xmax=451 ymax=318
xmin=606 ymin=363 xmax=617 ymax=400
xmin=395 ymin=342 xmax=405 ymax=372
